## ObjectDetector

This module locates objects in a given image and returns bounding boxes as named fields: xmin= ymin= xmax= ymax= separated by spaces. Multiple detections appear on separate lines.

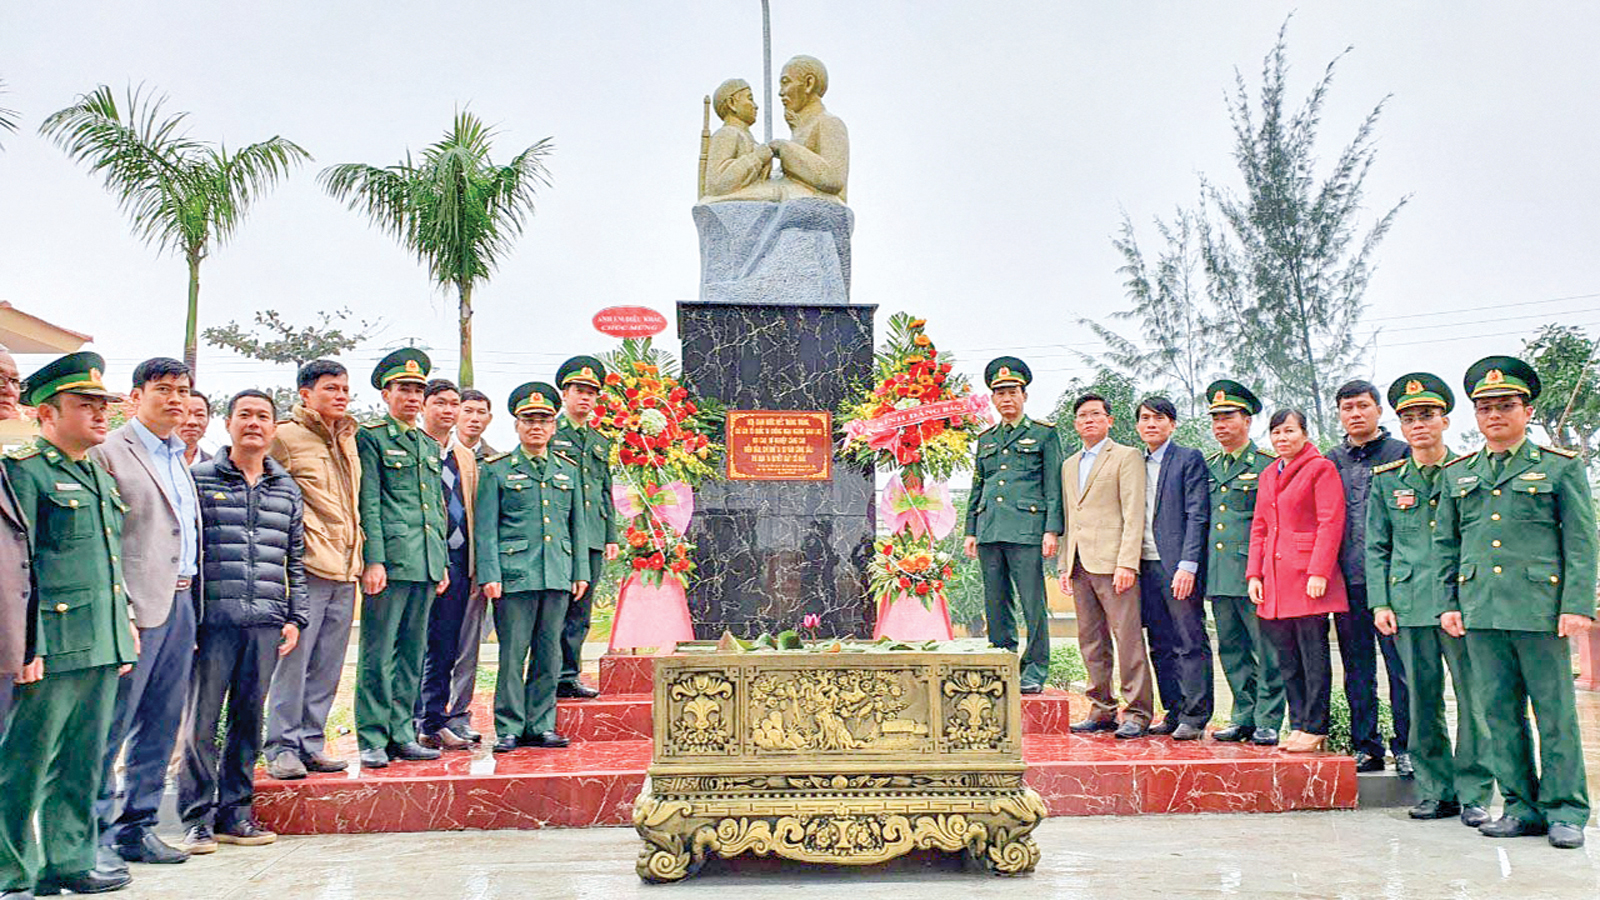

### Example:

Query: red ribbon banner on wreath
xmin=843 ymin=395 xmax=993 ymax=447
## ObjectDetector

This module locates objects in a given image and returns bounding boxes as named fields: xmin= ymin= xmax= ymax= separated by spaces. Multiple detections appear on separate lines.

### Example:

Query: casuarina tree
xmin=40 ymin=85 xmax=310 ymax=375
xmin=319 ymin=112 xmax=552 ymax=388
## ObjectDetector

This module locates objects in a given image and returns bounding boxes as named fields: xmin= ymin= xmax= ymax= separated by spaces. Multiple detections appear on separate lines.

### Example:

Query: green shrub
xmin=1324 ymin=685 xmax=1394 ymax=756
xmin=1046 ymin=643 xmax=1087 ymax=689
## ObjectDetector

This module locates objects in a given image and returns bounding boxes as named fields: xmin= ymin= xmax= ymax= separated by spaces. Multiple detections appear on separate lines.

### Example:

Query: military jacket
xmin=1204 ymin=444 xmax=1273 ymax=597
xmin=1435 ymin=440 xmax=1598 ymax=632
xmin=553 ymin=416 xmax=616 ymax=549
xmin=1366 ymin=454 xmax=1454 ymax=626
xmin=3 ymin=438 xmax=136 ymax=672
xmin=475 ymin=447 xmax=590 ymax=592
xmin=965 ymin=417 xmax=1064 ymax=544
xmin=355 ymin=415 xmax=447 ymax=583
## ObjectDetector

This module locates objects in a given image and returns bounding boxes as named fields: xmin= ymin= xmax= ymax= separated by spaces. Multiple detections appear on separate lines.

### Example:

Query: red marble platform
xmin=254 ymin=652 xmax=1355 ymax=834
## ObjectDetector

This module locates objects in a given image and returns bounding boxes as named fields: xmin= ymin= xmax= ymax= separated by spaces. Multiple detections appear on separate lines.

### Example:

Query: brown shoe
xmin=419 ymin=728 xmax=473 ymax=751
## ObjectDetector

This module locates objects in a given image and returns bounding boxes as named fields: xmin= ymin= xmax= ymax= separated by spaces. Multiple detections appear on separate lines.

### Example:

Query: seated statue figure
xmin=698 ymin=56 xmax=849 ymax=205
xmin=700 ymin=78 xmax=780 ymax=203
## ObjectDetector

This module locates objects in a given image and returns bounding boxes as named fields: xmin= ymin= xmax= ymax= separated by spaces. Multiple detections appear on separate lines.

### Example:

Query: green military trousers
xmin=559 ymin=549 xmax=606 ymax=687
xmin=494 ymin=589 xmax=570 ymax=738
xmin=1464 ymin=629 xmax=1590 ymax=827
xmin=1211 ymin=594 xmax=1285 ymax=731
xmin=0 ymin=665 xmax=118 ymax=891
xmin=978 ymin=541 xmax=1050 ymax=686
xmin=355 ymin=580 xmax=433 ymax=751
xmin=1398 ymin=626 xmax=1494 ymax=807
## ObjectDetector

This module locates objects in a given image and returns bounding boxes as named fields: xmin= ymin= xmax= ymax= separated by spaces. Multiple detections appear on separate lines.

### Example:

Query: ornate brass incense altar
xmin=632 ymin=647 xmax=1045 ymax=881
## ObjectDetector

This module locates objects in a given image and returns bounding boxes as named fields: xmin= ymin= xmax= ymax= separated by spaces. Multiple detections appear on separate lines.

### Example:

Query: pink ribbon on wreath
xmin=612 ymin=480 xmax=695 ymax=535
xmin=880 ymin=476 xmax=955 ymax=539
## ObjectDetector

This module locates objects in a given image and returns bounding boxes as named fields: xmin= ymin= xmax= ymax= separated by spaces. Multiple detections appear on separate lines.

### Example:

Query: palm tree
xmin=0 ymin=78 xmax=19 ymax=149
xmin=320 ymin=111 xmax=552 ymax=387
xmin=40 ymin=85 xmax=310 ymax=374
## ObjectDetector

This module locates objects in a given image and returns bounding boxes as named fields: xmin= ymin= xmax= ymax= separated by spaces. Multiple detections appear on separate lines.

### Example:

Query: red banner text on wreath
xmin=725 ymin=410 xmax=832 ymax=481
xmin=592 ymin=306 xmax=668 ymax=339
xmin=853 ymin=397 xmax=978 ymax=436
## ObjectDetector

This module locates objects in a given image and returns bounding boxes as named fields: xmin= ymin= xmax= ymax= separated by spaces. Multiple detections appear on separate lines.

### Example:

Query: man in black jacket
xmin=1326 ymin=379 xmax=1412 ymax=775
xmin=177 ymin=390 xmax=308 ymax=853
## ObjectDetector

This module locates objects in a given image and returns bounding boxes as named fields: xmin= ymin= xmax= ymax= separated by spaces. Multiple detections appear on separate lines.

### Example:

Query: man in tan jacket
xmin=1057 ymin=392 xmax=1152 ymax=738
xmin=263 ymin=360 xmax=363 ymax=779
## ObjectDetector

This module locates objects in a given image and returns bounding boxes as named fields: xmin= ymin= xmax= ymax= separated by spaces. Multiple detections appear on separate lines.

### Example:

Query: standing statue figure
xmin=699 ymin=55 xmax=849 ymax=205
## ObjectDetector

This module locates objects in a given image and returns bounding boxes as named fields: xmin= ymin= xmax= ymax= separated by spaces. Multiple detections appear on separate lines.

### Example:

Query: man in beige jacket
xmin=263 ymin=360 xmax=363 ymax=779
xmin=1057 ymin=392 xmax=1152 ymax=739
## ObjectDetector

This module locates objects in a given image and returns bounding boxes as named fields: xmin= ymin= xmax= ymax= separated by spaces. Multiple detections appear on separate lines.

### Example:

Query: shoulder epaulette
xmin=5 ymin=445 xmax=38 ymax=460
xmin=1443 ymin=453 xmax=1475 ymax=468
xmin=1258 ymin=448 xmax=1278 ymax=458
xmin=1035 ymin=419 xmax=1055 ymax=429
xmin=1206 ymin=451 xmax=1222 ymax=463
xmin=1372 ymin=458 xmax=1408 ymax=475
xmin=483 ymin=451 xmax=512 ymax=464
xmin=1540 ymin=444 xmax=1580 ymax=459
xmin=361 ymin=420 xmax=386 ymax=429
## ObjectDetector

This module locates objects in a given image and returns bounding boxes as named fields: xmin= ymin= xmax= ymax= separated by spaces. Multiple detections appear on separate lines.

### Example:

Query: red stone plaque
xmin=593 ymin=306 xmax=669 ymax=338
xmin=725 ymin=411 xmax=832 ymax=481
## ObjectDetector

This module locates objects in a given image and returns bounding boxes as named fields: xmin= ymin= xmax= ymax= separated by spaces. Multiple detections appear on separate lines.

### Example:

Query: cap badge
xmin=1405 ymin=380 xmax=1423 ymax=395
xmin=1485 ymin=368 xmax=1504 ymax=385
xmin=1213 ymin=389 xmax=1227 ymax=404
xmin=404 ymin=359 xmax=421 ymax=374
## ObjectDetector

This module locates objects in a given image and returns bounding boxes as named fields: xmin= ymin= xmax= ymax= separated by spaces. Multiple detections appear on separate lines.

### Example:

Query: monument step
xmin=254 ymin=732 xmax=1355 ymax=834
xmin=562 ymin=687 xmax=1076 ymax=741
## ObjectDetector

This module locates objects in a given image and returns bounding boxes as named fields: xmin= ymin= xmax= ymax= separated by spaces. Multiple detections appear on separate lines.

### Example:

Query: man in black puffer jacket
xmin=176 ymin=390 xmax=308 ymax=853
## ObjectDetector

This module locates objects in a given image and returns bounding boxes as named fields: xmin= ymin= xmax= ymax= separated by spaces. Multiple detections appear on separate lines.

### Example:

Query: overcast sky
xmin=2 ymin=1 xmax=1597 ymax=448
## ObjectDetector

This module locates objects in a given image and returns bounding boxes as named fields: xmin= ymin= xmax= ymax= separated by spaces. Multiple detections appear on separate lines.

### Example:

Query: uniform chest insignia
xmin=385 ymin=448 xmax=408 ymax=456
xmin=1238 ymin=472 xmax=1258 ymax=481
xmin=53 ymin=482 xmax=83 ymax=491
xmin=1018 ymin=438 xmax=1036 ymax=445
xmin=1518 ymin=471 xmax=1547 ymax=480
xmin=555 ymin=472 xmax=571 ymax=480
xmin=1394 ymin=488 xmax=1416 ymax=509
xmin=507 ymin=473 xmax=529 ymax=481
xmin=1456 ymin=475 xmax=1479 ymax=487
xmin=553 ymin=439 xmax=572 ymax=447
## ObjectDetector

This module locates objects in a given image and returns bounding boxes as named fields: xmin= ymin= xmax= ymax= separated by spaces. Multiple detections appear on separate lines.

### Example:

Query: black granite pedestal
xmin=679 ymin=300 xmax=876 ymax=639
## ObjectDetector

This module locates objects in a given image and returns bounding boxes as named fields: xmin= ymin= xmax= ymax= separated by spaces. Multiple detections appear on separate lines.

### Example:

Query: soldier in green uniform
xmin=354 ymin=349 xmax=449 ymax=769
xmin=0 ymin=353 xmax=138 ymax=898
xmin=1202 ymin=380 xmax=1285 ymax=747
xmin=962 ymin=357 xmax=1063 ymax=692
xmin=1369 ymin=373 xmax=1494 ymax=827
xmin=550 ymin=356 xmax=616 ymax=700
xmin=476 ymin=383 xmax=591 ymax=752
xmin=1436 ymin=355 xmax=1596 ymax=849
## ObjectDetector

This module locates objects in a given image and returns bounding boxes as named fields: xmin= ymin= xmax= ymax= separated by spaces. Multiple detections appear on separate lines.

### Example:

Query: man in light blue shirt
xmin=89 ymin=357 xmax=203 ymax=875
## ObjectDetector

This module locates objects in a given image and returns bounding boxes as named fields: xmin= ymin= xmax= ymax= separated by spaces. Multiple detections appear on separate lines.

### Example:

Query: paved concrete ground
xmin=115 ymin=810 xmax=1599 ymax=900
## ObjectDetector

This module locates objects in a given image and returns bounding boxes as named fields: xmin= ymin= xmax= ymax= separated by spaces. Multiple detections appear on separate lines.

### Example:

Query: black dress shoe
xmin=493 ymin=735 xmax=519 ymax=754
xmin=1019 ymin=682 xmax=1043 ymax=695
xmin=358 ymin=748 xmax=389 ymax=769
xmin=522 ymin=730 xmax=571 ymax=748
xmin=556 ymin=682 xmax=600 ymax=699
xmin=93 ymin=846 xmax=128 ymax=877
xmin=36 ymin=867 xmax=132 ymax=894
xmin=1479 ymin=816 xmax=1548 ymax=838
xmin=115 ymin=828 xmax=188 ymax=864
xmin=1 ymin=889 xmax=36 ymax=899
xmin=1353 ymin=751 xmax=1385 ymax=773
xmin=1171 ymin=723 xmax=1204 ymax=741
xmin=1114 ymin=720 xmax=1146 ymax=740
xmin=1394 ymin=752 xmax=1415 ymax=779
xmin=387 ymin=741 xmax=442 ymax=761
xmin=1408 ymin=799 xmax=1461 ymax=820
xmin=1548 ymin=823 xmax=1586 ymax=849
xmin=1146 ymin=718 xmax=1179 ymax=736
xmin=458 ymin=727 xmax=483 ymax=743
xmin=1460 ymin=805 xmax=1490 ymax=828
xmin=1069 ymin=717 xmax=1117 ymax=734
xmin=301 ymin=750 xmax=348 ymax=773
xmin=1211 ymin=724 xmax=1254 ymax=743
xmin=1250 ymin=727 xmax=1280 ymax=746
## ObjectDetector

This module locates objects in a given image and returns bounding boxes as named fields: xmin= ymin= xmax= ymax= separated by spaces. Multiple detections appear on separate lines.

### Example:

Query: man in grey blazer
xmin=90 ymin=357 xmax=202 ymax=871
xmin=0 ymin=344 xmax=31 ymax=738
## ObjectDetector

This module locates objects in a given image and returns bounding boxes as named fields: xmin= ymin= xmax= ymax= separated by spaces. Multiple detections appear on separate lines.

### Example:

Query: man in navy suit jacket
xmin=1135 ymin=397 xmax=1214 ymax=739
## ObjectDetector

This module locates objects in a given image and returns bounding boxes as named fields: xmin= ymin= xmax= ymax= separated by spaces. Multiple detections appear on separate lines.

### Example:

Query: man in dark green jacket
xmin=0 ymin=352 xmax=138 ymax=897
xmin=1203 ymin=380 xmax=1284 ymax=747
xmin=354 ymin=349 xmax=449 ymax=769
xmin=1369 ymin=373 xmax=1492 ymax=827
xmin=962 ymin=357 xmax=1063 ymax=692
xmin=551 ymin=356 xmax=616 ymax=699
xmin=1436 ymin=355 xmax=1596 ymax=850
xmin=477 ymin=383 xmax=590 ymax=752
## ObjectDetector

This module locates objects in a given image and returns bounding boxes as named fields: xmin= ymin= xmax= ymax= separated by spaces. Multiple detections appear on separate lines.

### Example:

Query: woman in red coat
xmin=1247 ymin=409 xmax=1348 ymax=752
